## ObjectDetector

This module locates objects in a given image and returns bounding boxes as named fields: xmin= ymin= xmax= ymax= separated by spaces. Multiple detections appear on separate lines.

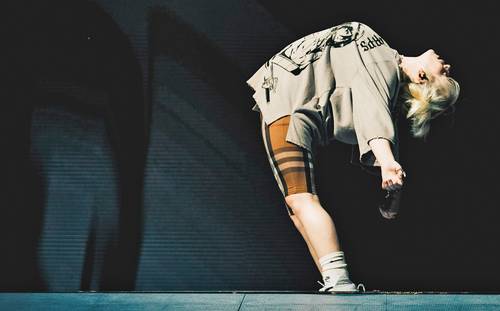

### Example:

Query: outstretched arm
xmin=368 ymin=138 xmax=405 ymax=191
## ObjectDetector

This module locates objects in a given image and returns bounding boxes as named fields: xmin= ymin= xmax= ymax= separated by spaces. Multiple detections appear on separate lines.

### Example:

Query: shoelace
xmin=316 ymin=280 xmax=366 ymax=292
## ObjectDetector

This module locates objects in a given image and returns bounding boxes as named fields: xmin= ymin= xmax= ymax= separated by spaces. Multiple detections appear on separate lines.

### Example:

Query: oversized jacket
xmin=246 ymin=21 xmax=402 ymax=171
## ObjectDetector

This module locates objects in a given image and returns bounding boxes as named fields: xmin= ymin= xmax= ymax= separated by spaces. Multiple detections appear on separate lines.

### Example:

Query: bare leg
xmin=286 ymin=193 xmax=341 ymax=261
xmin=289 ymin=214 xmax=322 ymax=273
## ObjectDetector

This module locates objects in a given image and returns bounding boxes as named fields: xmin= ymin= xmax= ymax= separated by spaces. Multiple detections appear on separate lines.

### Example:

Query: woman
xmin=246 ymin=21 xmax=460 ymax=293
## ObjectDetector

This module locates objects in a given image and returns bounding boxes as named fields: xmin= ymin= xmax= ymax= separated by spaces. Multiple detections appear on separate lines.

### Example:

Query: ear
xmin=417 ymin=69 xmax=427 ymax=84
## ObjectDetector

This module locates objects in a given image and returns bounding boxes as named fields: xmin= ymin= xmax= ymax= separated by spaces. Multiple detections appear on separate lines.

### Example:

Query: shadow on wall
xmin=148 ymin=6 xmax=258 ymax=154
xmin=0 ymin=0 xmax=149 ymax=290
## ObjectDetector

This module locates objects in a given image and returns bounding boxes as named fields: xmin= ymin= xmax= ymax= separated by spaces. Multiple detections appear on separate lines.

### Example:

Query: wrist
xmin=379 ymin=159 xmax=396 ymax=168
xmin=368 ymin=138 xmax=395 ymax=167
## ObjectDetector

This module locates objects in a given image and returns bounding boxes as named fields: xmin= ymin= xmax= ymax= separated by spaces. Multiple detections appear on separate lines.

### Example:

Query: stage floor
xmin=1 ymin=291 xmax=500 ymax=310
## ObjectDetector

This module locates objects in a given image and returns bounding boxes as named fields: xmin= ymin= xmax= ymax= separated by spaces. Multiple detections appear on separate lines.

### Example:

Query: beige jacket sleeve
xmin=350 ymin=60 xmax=399 ymax=167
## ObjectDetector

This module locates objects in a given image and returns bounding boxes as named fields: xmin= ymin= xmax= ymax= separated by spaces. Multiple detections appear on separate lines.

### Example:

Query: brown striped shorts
xmin=260 ymin=114 xmax=317 ymax=216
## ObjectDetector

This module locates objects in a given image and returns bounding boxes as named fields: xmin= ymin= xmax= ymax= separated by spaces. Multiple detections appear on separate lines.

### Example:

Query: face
xmin=420 ymin=49 xmax=451 ymax=81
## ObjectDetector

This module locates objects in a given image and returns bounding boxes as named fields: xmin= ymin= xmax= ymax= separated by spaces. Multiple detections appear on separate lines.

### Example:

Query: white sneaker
xmin=317 ymin=278 xmax=366 ymax=293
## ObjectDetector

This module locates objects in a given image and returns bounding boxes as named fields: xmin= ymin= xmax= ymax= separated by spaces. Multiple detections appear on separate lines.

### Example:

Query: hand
xmin=380 ymin=160 xmax=406 ymax=191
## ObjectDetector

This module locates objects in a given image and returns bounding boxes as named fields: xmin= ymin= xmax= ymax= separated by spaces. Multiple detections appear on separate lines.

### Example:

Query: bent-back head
xmin=416 ymin=49 xmax=451 ymax=82
xmin=400 ymin=49 xmax=460 ymax=140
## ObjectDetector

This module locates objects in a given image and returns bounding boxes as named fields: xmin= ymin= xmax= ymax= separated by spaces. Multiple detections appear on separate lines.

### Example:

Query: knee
xmin=285 ymin=192 xmax=318 ymax=216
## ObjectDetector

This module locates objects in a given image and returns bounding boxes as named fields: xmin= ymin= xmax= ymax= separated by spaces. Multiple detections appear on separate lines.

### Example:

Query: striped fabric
xmin=259 ymin=114 xmax=317 ymax=216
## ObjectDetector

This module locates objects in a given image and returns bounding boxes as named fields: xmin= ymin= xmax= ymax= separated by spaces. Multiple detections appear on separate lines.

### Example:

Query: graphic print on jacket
xmin=359 ymin=34 xmax=386 ymax=51
xmin=269 ymin=22 xmax=363 ymax=75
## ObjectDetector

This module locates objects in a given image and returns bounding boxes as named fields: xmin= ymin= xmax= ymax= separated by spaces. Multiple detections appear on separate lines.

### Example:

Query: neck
xmin=399 ymin=55 xmax=420 ymax=83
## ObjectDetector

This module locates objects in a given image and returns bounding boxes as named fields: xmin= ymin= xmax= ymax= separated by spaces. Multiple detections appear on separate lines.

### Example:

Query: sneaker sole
xmin=320 ymin=284 xmax=359 ymax=293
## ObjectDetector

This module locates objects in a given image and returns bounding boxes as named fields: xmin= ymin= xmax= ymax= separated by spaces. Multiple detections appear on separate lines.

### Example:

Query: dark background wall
xmin=0 ymin=0 xmax=498 ymax=292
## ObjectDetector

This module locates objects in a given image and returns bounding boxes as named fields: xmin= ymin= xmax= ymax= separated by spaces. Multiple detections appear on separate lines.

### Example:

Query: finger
xmin=383 ymin=181 xmax=391 ymax=191
xmin=392 ymin=179 xmax=401 ymax=190
xmin=387 ymin=180 xmax=394 ymax=191
xmin=399 ymin=170 xmax=406 ymax=179
xmin=399 ymin=169 xmax=407 ymax=178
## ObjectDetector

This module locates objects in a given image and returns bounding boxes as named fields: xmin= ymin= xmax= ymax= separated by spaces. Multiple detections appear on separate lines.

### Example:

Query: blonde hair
xmin=400 ymin=75 xmax=460 ymax=140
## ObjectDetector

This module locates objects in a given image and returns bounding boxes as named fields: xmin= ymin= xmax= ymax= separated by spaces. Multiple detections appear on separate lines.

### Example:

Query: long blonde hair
xmin=399 ymin=75 xmax=460 ymax=140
